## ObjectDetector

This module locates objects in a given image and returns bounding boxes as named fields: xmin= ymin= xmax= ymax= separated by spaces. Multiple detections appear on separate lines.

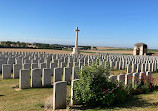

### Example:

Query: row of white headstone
xmin=18 ymin=66 xmax=79 ymax=89
xmin=1 ymin=53 xmax=158 ymax=71
xmin=1 ymin=52 xmax=157 ymax=88
xmin=1 ymin=60 xmax=156 ymax=79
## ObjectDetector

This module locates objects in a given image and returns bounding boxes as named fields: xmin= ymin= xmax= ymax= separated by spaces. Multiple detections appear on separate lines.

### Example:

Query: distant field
xmin=0 ymin=48 xmax=72 ymax=54
xmin=83 ymin=49 xmax=133 ymax=55
xmin=96 ymin=47 xmax=121 ymax=50
xmin=84 ymin=47 xmax=133 ymax=55
xmin=148 ymin=49 xmax=158 ymax=52
xmin=0 ymin=48 xmax=133 ymax=55
xmin=98 ymin=48 xmax=133 ymax=51
xmin=0 ymin=47 xmax=158 ymax=55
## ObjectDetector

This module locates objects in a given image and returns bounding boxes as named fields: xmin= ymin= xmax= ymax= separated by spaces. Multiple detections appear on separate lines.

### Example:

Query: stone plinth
xmin=72 ymin=47 xmax=80 ymax=55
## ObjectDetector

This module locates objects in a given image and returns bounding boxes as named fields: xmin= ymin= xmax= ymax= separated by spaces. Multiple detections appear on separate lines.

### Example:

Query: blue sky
xmin=0 ymin=0 xmax=158 ymax=48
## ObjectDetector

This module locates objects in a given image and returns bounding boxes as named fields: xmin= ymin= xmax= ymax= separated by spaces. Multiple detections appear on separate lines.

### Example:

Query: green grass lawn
xmin=0 ymin=78 xmax=52 ymax=111
xmin=1 ymin=73 xmax=158 ymax=111
xmin=0 ymin=75 xmax=71 ymax=111
xmin=97 ymin=48 xmax=133 ymax=51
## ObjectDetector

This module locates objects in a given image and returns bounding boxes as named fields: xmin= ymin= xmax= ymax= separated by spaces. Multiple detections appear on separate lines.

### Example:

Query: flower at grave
xmin=149 ymin=85 xmax=151 ymax=89
xmin=108 ymin=90 xmax=113 ymax=93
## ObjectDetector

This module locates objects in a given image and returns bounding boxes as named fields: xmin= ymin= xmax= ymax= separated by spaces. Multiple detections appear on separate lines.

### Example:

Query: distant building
xmin=10 ymin=44 xmax=16 ymax=47
xmin=27 ymin=43 xmax=37 ymax=48
xmin=133 ymin=43 xmax=147 ymax=55
xmin=91 ymin=46 xmax=94 ymax=50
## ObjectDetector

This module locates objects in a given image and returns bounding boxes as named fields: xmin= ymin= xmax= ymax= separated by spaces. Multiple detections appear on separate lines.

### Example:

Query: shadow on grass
xmin=70 ymin=98 xmax=158 ymax=110
xmin=0 ymin=95 xmax=5 ymax=96
xmin=70 ymin=89 xmax=158 ymax=110
xmin=116 ymin=95 xmax=157 ymax=108
xmin=12 ymin=85 xmax=54 ymax=89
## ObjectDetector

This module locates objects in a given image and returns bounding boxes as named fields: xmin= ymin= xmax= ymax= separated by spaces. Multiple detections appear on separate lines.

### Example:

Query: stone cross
xmin=75 ymin=27 xmax=80 ymax=48
xmin=72 ymin=27 xmax=80 ymax=54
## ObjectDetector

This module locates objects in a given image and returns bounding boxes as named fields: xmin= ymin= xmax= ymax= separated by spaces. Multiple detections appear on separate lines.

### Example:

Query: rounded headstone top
xmin=134 ymin=43 xmax=147 ymax=47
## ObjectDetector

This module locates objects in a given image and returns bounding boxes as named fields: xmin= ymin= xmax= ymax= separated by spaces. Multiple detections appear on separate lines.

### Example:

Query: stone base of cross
xmin=72 ymin=47 xmax=80 ymax=54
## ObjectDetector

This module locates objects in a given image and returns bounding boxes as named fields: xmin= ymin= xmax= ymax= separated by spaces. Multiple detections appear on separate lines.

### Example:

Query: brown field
xmin=0 ymin=48 xmax=72 ymax=54
xmin=0 ymin=47 xmax=133 ymax=55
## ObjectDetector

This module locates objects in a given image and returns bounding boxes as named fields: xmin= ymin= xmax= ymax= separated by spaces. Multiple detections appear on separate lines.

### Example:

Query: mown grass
xmin=0 ymin=76 xmax=71 ymax=111
xmin=0 ymin=78 xmax=52 ymax=111
xmin=97 ymin=48 xmax=133 ymax=51
xmin=80 ymin=51 xmax=96 ymax=54
xmin=96 ymin=48 xmax=158 ymax=53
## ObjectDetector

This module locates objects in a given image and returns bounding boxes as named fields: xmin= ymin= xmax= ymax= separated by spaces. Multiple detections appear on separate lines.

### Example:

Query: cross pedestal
xmin=72 ymin=47 xmax=80 ymax=54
